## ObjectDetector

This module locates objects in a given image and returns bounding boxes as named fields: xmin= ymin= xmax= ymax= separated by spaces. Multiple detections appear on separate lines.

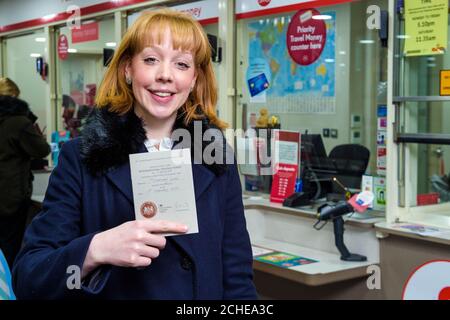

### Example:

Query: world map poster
xmin=246 ymin=11 xmax=336 ymax=114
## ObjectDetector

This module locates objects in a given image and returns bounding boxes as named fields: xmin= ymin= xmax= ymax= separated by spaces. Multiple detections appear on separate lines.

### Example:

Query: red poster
xmin=269 ymin=130 xmax=300 ymax=203
xmin=286 ymin=8 xmax=326 ymax=66
xmin=72 ymin=22 xmax=99 ymax=43
xmin=58 ymin=34 xmax=68 ymax=60
xmin=270 ymin=163 xmax=298 ymax=203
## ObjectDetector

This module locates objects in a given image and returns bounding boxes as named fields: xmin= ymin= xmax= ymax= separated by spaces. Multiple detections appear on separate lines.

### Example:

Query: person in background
xmin=62 ymin=94 xmax=80 ymax=138
xmin=61 ymin=95 xmax=93 ymax=138
xmin=12 ymin=9 xmax=257 ymax=299
xmin=0 ymin=77 xmax=51 ymax=269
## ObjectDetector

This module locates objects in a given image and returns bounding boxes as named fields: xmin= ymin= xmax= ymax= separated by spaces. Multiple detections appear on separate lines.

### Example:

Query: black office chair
xmin=328 ymin=144 xmax=370 ymax=177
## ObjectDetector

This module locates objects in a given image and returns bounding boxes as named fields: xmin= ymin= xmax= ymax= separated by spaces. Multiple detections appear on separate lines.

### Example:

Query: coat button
xmin=180 ymin=257 xmax=192 ymax=270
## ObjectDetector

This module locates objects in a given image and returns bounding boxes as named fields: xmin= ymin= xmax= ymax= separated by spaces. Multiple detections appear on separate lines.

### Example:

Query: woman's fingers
xmin=133 ymin=256 xmax=152 ymax=267
xmin=136 ymin=244 xmax=160 ymax=259
xmin=102 ymin=220 xmax=189 ymax=268
xmin=141 ymin=233 xmax=166 ymax=249
xmin=139 ymin=220 xmax=188 ymax=234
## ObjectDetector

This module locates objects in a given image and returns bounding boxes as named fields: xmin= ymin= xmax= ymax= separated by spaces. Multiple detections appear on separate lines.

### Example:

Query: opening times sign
xmin=404 ymin=0 xmax=449 ymax=56
xmin=287 ymin=8 xmax=326 ymax=66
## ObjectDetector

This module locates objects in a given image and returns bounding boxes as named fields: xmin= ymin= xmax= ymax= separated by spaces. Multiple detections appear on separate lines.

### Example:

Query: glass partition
xmin=4 ymin=29 xmax=50 ymax=140
xmin=55 ymin=15 xmax=115 ymax=138
xmin=394 ymin=0 xmax=450 ymax=209
xmin=235 ymin=0 xmax=388 ymax=211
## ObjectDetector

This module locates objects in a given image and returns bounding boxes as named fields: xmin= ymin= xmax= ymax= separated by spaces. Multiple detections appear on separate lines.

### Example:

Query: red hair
xmin=95 ymin=8 xmax=227 ymax=129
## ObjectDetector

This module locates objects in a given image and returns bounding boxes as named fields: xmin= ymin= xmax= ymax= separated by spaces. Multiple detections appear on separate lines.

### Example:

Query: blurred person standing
xmin=0 ymin=77 xmax=51 ymax=268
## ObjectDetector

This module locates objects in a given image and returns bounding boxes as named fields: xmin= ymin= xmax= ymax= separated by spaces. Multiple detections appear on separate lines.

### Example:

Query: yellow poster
xmin=404 ymin=0 xmax=448 ymax=57
xmin=440 ymin=70 xmax=450 ymax=95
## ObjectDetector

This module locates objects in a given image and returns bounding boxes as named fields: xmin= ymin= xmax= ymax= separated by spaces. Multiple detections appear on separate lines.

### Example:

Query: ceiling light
xmin=312 ymin=15 xmax=332 ymax=20
xmin=42 ymin=14 xmax=57 ymax=21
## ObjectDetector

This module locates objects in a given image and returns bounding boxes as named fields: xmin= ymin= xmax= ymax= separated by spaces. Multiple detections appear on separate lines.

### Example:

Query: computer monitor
xmin=300 ymin=134 xmax=334 ymax=198
xmin=301 ymin=134 xmax=329 ymax=171
xmin=300 ymin=134 xmax=366 ymax=197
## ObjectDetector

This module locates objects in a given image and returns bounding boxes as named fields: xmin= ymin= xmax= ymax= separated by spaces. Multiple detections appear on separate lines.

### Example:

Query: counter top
xmin=31 ymin=170 xmax=51 ymax=203
xmin=31 ymin=195 xmax=45 ymax=203
xmin=243 ymin=195 xmax=385 ymax=228
xmin=251 ymin=239 xmax=376 ymax=286
xmin=375 ymin=221 xmax=450 ymax=246
xmin=243 ymin=194 xmax=381 ymax=286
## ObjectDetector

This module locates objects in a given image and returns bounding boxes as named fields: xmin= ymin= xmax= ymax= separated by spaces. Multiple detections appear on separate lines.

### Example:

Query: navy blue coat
xmin=12 ymin=109 xmax=257 ymax=299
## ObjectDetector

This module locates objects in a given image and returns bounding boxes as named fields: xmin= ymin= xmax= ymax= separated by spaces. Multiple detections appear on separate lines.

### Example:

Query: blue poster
xmin=247 ymin=11 xmax=336 ymax=113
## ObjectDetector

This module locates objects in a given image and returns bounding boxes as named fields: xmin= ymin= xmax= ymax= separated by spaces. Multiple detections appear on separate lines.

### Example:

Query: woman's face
xmin=125 ymin=29 xmax=197 ymax=123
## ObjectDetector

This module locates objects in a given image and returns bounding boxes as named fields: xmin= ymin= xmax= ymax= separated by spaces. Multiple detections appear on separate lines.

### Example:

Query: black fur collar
xmin=0 ymin=95 xmax=30 ymax=117
xmin=80 ymin=108 xmax=230 ymax=176
xmin=0 ymin=95 xmax=38 ymax=124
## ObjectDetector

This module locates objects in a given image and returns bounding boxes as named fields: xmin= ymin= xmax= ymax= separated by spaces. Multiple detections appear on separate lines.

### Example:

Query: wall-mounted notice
xmin=71 ymin=22 xmax=99 ymax=44
xmin=404 ymin=0 xmax=448 ymax=57
xmin=57 ymin=35 xmax=68 ymax=60
xmin=287 ymin=8 xmax=326 ymax=66
xmin=440 ymin=70 xmax=450 ymax=95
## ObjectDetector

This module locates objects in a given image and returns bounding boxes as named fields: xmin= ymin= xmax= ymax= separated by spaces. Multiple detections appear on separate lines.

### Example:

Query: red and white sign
xmin=270 ymin=163 xmax=298 ymax=203
xmin=258 ymin=0 xmax=272 ymax=7
xmin=72 ymin=22 xmax=99 ymax=43
xmin=270 ymin=130 xmax=300 ymax=203
xmin=237 ymin=0 xmax=312 ymax=14
xmin=376 ymin=146 xmax=386 ymax=175
xmin=58 ymin=34 xmax=68 ymax=60
xmin=403 ymin=260 xmax=450 ymax=300
xmin=236 ymin=0 xmax=354 ymax=20
xmin=286 ymin=8 xmax=326 ymax=66
xmin=173 ymin=0 xmax=218 ymax=22
xmin=128 ymin=0 xmax=218 ymax=27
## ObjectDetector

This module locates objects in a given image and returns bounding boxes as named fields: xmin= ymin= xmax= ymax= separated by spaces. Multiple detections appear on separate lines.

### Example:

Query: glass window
xmin=4 ymin=29 xmax=50 ymax=140
xmin=55 ymin=15 xmax=116 ymax=138
xmin=235 ymin=0 xmax=388 ymax=209
xmin=394 ymin=0 xmax=450 ymax=209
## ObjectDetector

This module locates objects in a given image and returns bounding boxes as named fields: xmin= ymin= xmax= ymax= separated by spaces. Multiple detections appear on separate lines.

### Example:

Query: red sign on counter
xmin=287 ymin=8 xmax=326 ymax=66
xmin=269 ymin=130 xmax=301 ymax=203
xmin=270 ymin=163 xmax=298 ymax=203
xmin=72 ymin=22 xmax=99 ymax=43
